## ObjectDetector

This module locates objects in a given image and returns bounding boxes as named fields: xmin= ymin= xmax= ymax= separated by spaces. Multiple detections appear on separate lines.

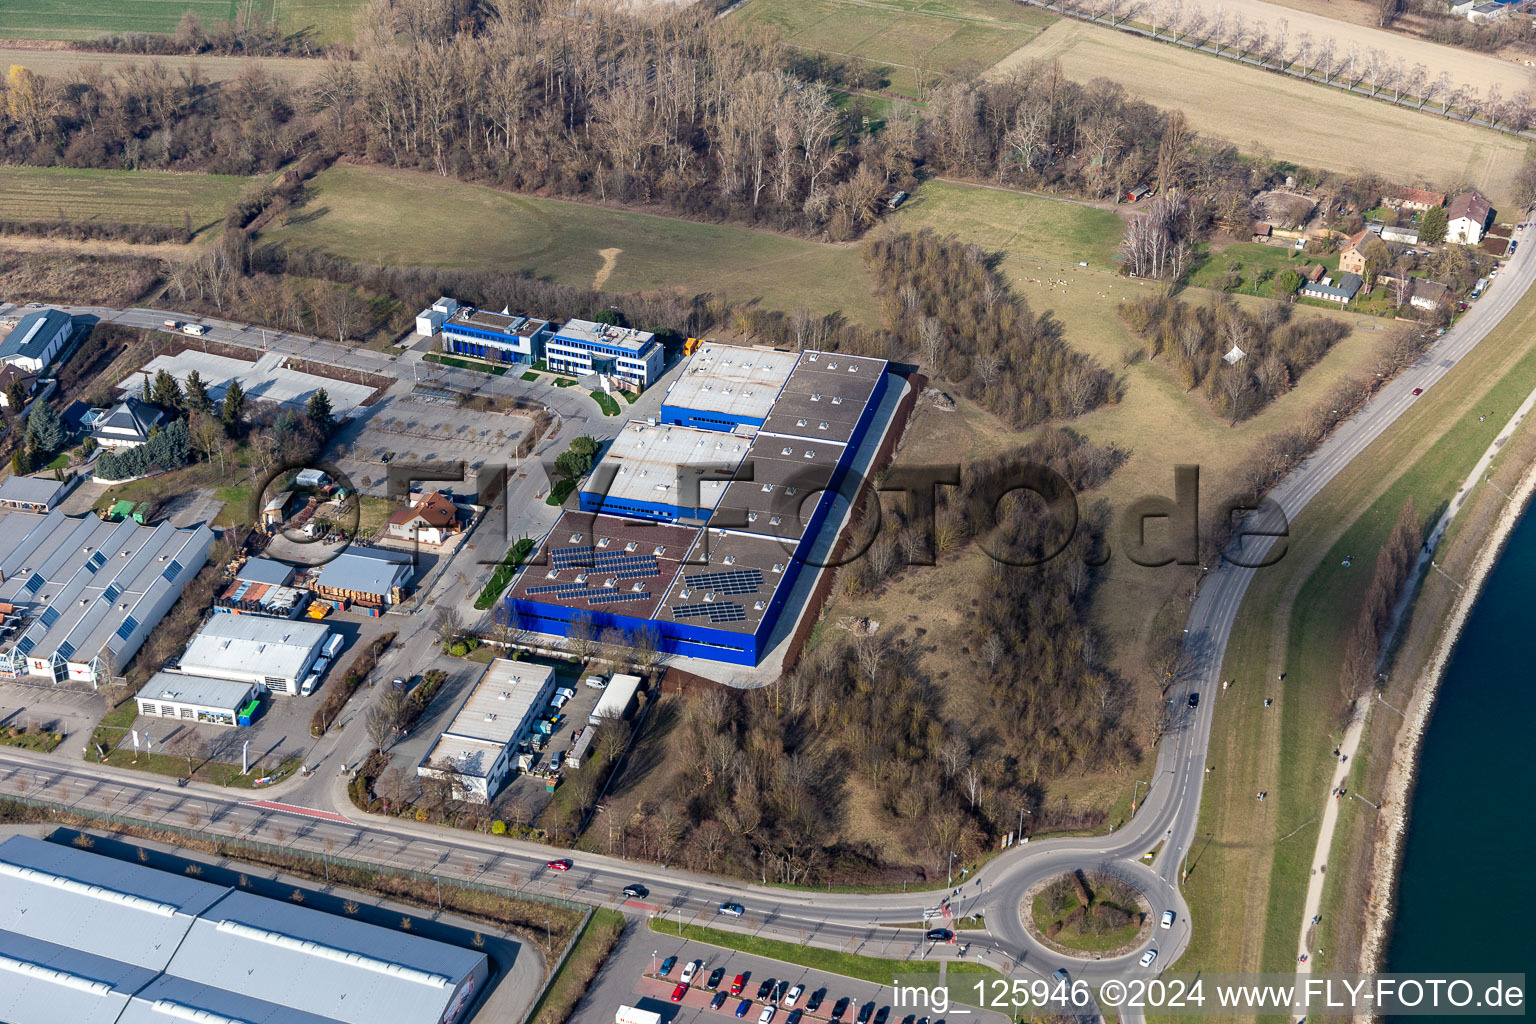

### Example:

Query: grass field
xmin=1177 ymin=280 xmax=1536 ymax=1000
xmin=265 ymin=164 xmax=881 ymax=324
xmin=991 ymin=19 xmax=1530 ymax=212
xmin=0 ymin=166 xmax=248 ymax=234
xmin=735 ymin=0 xmax=1055 ymax=98
xmin=0 ymin=46 xmax=327 ymax=84
xmin=0 ymin=0 xmax=365 ymax=43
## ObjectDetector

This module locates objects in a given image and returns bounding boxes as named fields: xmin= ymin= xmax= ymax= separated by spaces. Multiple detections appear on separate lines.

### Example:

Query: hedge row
xmin=310 ymin=631 xmax=395 ymax=736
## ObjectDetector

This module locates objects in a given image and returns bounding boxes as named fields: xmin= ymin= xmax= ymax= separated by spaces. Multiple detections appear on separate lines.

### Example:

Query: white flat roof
xmin=119 ymin=350 xmax=374 ymax=419
xmin=179 ymin=615 xmax=328 ymax=680
xmin=588 ymin=421 xmax=750 ymax=511
xmin=424 ymin=660 xmax=555 ymax=776
xmin=663 ymin=343 xmax=800 ymax=422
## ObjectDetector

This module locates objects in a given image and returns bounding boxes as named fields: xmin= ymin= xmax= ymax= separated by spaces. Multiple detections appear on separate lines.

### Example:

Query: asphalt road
xmin=5 ymin=240 xmax=1533 ymax=1022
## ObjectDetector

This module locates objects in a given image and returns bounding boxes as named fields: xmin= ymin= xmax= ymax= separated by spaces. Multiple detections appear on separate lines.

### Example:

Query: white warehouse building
xmin=177 ymin=614 xmax=329 ymax=696
xmin=0 ymin=511 xmax=213 ymax=687
xmin=0 ymin=834 xmax=489 ymax=1024
xmin=417 ymin=659 xmax=557 ymax=803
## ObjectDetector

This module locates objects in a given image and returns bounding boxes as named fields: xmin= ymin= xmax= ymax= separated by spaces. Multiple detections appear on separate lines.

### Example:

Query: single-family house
xmin=1382 ymin=186 xmax=1446 ymax=214
xmin=1338 ymin=230 xmax=1373 ymax=275
xmin=1410 ymin=280 xmax=1453 ymax=311
xmin=1458 ymin=0 xmax=1509 ymax=21
xmin=90 ymin=396 xmax=164 ymax=450
xmin=0 ymin=365 xmax=36 ymax=408
xmin=1381 ymin=224 xmax=1420 ymax=245
xmin=386 ymin=490 xmax=462 ymax=545
xmin=1301 ymin=273 xmax=1364 ymax=305
xmin=1447 ymin=190 xmax=1493 ymax=245
xmin=0 ymin=308 xmax=72 ymax=373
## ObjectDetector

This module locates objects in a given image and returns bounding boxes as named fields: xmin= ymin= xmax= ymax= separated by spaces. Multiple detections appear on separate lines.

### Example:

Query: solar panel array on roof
xmin=591 ymin=552 xmax=658 ymax=572
xmin=551 ymin=545 xmax=595 ymax=569
xmin=683 ymin=569 xmax=764 ymax=595
xmin=586 ymin=591 xmax=652 ymax=606
xmin=672 ymin=601 xmax=748 ymax=623
xmin=525 ymin=582 xmax=594 ymax=598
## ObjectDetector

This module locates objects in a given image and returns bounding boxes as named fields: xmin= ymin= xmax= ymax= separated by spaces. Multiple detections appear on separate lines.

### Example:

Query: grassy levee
xmin=1178 ymin=285 xmax=1536 ymax=1015
xmin=264 ymin=164 xmax=881 ymax=324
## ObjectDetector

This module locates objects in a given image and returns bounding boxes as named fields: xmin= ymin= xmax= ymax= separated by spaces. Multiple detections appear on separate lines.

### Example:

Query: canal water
xmin=1386 ymin=506 xmax=1536 ymax=975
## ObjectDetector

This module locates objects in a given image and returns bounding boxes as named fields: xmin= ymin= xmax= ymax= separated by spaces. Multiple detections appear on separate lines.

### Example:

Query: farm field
xmin=264 ymin=164 xmax=882 ymax=324
xmin=0 ymin=45 xmax=327 ymax=84
xmin=991 ymin=19 xmax=1528 ymax=212
xmin=0 ymin=0 xmax=365 ymax=43
xmin=735 ymin=0 xmax=1056 ymax=97
xmin=1171 ymin=0 xmax=1534 ymax=98
xmin=0 ymin=166 xmax=249 ymax=234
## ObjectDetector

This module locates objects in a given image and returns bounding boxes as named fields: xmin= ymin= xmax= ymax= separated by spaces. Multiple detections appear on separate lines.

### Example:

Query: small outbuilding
xmin=0 ymin=474 xmax=78 ymax=514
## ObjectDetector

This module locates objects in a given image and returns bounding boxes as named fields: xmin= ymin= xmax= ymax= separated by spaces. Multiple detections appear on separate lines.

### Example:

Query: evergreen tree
xmin=183 ymin=370 xmax=212 ymax=414
xmin=593 ymin=309 xmax=629 ymax=329
xmin=221 ymin=379 xmax=246 ymax=431
xmin=11 ymin=447 xmax=31 ymax=476
xmin=150 ymin=369 xmax=183 ymax=410
xmin=3 ymin=377 xmax=26 ymax=413
xmin=1420 ymin=206 xmax=1448 ymax=245
xmin=306 ymin=388 xmax=335 ymax=436
xmin=26 ymin=401 xmax=67 ymax=455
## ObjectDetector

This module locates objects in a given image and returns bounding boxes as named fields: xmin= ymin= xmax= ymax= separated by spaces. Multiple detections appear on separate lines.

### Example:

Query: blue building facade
xmin=440 ymin=308 xmax=550 ymax=365
xmin=506 ymin=349 xmax=890 ymax=666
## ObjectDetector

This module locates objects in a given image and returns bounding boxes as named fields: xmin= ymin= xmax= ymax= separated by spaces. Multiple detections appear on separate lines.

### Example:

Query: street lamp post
xmin=544 ymin=919 xmax=551 ymax=953
xmin=1132 ymin=779 xmax=1148 ymax=812
xmin=947 ymin=851 xmax=955 ymax=888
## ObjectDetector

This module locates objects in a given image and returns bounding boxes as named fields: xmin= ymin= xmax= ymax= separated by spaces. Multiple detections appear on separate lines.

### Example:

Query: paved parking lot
xmin=574 ymin=928 xmax=1010 ymax=1024
xmin=0 ymin=680 xmax=104 ymax=749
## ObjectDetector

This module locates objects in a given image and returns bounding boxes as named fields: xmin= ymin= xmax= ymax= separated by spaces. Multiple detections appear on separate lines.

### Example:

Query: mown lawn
xmin=264 ymin=164 xmax=881 ymax=325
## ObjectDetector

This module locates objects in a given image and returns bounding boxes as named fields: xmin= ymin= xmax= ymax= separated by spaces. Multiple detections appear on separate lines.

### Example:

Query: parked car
xmin=856 ymin=1003 xmax=874 ymax=1024
xmin=784 ymin=985 xmax=804 ymax=1008
xmin=660 ymin=956 xmax=678 ymax=977
xmin=757 ymin=981 xmax=774 ymax=1001
xmin=874 ymin=1007 xmax=890 ymax=1024
xmin=806 ymin=990 xmax=825 ymax=1012
xmin=1161 ymin=910 xmax=1175 ymax=929
xmin=1140 ymin=948 xmax=1159 ymax=968
xmin=787 ymin=1012 xmax=802 ymax=1024
xmin=555 ymin=686 xmax=576 ymax=700
xmin=707 ymin=968 xmax=726 ymax=991
xmin=584 ymin=675 xmax=608 ymax=689
xmin=550 ymin=693 xmax=570 ymax=710
xmin=719 ymin=902 xmax=745 ymax=917
xmin=924 ymin=928 xmax=953 ymax=942
xmin=300 ymin=671 xmax=320 ymax=696
xmin=623 ymin=883 xmax=648 ymax=899
xmin=681 ymin=960 xmax=701 ymax=985
xmin=672 ymin=984 xmax=689 ymax=1003
xmin=731 ymin=974 xmax=747 ymax=996
xmin=547 ymin=859 xmax=572 ymax=871
xmin=712 ymin=993 xmax=729 ymax=1011
xmin=758 ymin=1007 xmax=776 ymax=1024
xmin=830 ymin=999 xmax=850 ymax=1023
xmin=735 ymin=1002 xmax=752 ymax=1019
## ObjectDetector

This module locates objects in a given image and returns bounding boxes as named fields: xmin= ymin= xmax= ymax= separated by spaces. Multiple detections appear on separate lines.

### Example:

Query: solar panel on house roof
xmin=683 ymin=569 xmax=764 ymax=595
xmin=672 ymin=601 xmax=748 ymax=623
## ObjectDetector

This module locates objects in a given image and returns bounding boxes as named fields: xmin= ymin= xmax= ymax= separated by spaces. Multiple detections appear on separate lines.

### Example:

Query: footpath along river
xmin=1385 ymin=506 xmax=1536 ymax=982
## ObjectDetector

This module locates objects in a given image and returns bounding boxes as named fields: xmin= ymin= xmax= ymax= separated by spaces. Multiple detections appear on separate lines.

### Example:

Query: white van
xmin=300 ymin=672 xmax=320 ymax=696
xmin=324 ymin=634 xmax=344 ymax=659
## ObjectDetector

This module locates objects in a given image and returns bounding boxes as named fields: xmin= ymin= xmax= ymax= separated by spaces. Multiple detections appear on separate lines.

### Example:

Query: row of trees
xmin=1119 ymin=293 xmax=1351 ymax=423
xmin=1060 ymin=0 xmax=1533 ymax=128
xmin=1338 ymin=499 xmax=1421 ymax=701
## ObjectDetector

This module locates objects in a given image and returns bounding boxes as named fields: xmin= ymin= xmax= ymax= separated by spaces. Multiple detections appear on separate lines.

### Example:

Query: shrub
xmin=449 ymin=640 xmax=468 ymax=657
xmin=491 ymin=819 xmax=507 ymax=835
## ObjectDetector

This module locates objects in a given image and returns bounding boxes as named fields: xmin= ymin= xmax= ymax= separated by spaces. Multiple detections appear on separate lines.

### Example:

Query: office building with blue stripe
xmin=439 ymin=307 xmax=551 ymax=366
xmin=545 ymin=319 xmax=664 ymax=390
xmin=507 ymin=345 xmax=889 ymax=666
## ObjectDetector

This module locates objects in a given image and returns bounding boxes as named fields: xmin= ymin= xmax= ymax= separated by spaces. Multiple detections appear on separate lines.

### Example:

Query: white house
xmin=0 ymin=308 xmax=72 ymax=373
xmin=91 ymin=396 xmax=164 ymax=450
xmin=386 ymin=490 xmax=461 ymax=545
xmin=1447 ymin=190 xmax=1493 ymax=245
xmin=178 ymin=614 xmax=329 ymax=696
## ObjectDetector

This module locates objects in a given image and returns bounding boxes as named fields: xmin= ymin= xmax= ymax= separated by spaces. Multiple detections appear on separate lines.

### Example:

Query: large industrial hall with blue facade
xmin=506 ymin=343 xmax=890 ymax=665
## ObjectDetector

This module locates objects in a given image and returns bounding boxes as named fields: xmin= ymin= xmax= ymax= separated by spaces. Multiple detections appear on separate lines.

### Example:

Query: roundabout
xmin=1023 ymin=870 xmax=1154 ymax=959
